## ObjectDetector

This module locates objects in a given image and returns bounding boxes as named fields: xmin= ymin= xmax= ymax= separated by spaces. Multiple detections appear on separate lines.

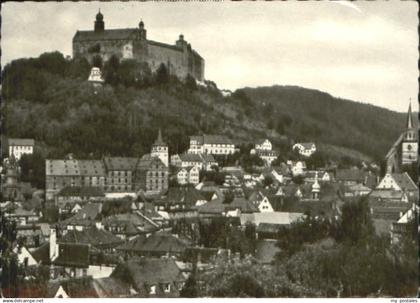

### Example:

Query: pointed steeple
xmin=153 ymin=128 xmax=166 ymax=146
xmin=406 ymin=100 xmax=413 ymax=129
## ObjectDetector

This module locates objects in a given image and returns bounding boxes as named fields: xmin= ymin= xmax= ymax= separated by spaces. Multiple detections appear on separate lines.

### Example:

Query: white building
xmin=376 ymin=173 xmax=418 ymax=194
xmin=8 ymin=138 xmax=35 ymax=160
xmin=255 ymin=139 xmax=272 ymax=151
xmin=88 ymin=67 xmax=105 ymax=87
xmin=171 ymin=153 xmax=217 ymax=171
xmin=188 ymin=135 xmax=235 ymax=155
xmin=175 ymin=166 xmax=200 ymax=185
xmin=151 ymin=129 xmax=169 ymax=167
xmin=287 ymin=160 xmax=307 ymax=176
xmin=292 ymin=142 xmax=316 ymax=157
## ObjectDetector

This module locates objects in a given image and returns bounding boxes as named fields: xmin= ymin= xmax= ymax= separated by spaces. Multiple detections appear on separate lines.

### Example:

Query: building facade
xmin=187 ymin=135 xmax=235 ymax=155
xmin=8 ymin=138 xmax=35 ymax=161
xmin=385 ymin=103 xmax=418 ymax=173
xmin=73 ymin=12 xmax=205 ymax=81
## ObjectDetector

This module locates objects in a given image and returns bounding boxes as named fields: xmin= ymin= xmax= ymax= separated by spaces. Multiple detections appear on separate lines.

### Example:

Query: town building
xmin=385 ymin=102 xmax=418 ymax=173
xmin=292 ymin=142 xmax=316 ymax=157
xmin=255 ymin=139 xmax=272 ymax=151
xmin=174 ymin=166 xmax=200 ymax=185
xmin=73 ymin=12 xmax=205 ymax=81
xmin=151 ymin=129 xmax=169 ymax=167
xmin=170 ymin=153 xmax=217 ymax=171
xmin=88 ymin=67 xmax=104 ymax=85
xmin=103 ymin=157 xmax=137 ymax=192
xmin=8 ymin=138 xmax=35 ymax=160
xmin=376 ymin=172 xmax=418 ymax=197
xmin=187 ymin=135 xmax=235 ymax=155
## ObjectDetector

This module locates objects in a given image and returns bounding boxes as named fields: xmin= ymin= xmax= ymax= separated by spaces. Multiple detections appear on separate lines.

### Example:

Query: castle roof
xmin=73 ymin=28 xmax=137 ymax=42
xmin=73 ymin=29 xmax=186 ymax=54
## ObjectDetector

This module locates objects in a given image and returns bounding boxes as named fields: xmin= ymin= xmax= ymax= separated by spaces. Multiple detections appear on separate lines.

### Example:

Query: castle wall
xmin=73 ymin=32 xmax=205 ymax=81
xmin=73 ymin=39 xmax=134 ymax=65
xmin=146 ymin=43 xmax=186 ymax=77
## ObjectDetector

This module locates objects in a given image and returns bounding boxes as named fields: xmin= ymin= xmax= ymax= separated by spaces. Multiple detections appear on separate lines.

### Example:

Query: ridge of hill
xmin=1 ymin=52 xmax=409 ymax=164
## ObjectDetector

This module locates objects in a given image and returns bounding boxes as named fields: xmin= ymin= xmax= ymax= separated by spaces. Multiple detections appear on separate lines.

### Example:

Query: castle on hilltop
xmin=385 ymin=102 xmax=418 ymax=173
xmin=72 ymin=11 xmax=205 ymax=81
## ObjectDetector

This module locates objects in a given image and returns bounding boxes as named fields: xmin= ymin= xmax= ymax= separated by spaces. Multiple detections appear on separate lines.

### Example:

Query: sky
xmin=2 ymin=1 xmax=418 ymax=112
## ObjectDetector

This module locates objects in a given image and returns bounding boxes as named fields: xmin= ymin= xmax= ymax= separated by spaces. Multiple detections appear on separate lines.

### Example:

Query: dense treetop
xmin=2 ymin=51 xmax=409 ymax=162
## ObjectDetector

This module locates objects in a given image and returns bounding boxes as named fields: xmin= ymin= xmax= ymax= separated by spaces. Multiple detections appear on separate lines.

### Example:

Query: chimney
xmin=49 ymin=227 xmax=59 ymax=262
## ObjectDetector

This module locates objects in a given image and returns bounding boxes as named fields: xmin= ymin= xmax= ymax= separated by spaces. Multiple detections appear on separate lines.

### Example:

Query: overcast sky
xmin=2 ymin=1 xmax=418 ymax=112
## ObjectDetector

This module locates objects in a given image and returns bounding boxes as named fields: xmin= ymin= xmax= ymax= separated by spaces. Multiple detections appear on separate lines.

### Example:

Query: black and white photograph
xmin=0 ymin=1 xmax=418 ymax=299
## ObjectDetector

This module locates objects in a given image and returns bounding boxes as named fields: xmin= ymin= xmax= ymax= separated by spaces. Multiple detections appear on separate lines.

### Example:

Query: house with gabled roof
xmin=292 ymin=142 xmax=316 ymax=157
xmin=111 ymin=257 xmax=186 ymax=297
xmin=59 ymin=202 xmax=103 ymax=233
xmin=116 ymin=232 xmax=191 ymax=259
xmin=376 ymin=172 xmax=418 ymax=194
xmin=188 ymin=135 xmax=235 ymax=155
xmin=8 ymin=138 xmax=35 ymax=160
xmin=102 ymin=211 xmax=160 ymax=240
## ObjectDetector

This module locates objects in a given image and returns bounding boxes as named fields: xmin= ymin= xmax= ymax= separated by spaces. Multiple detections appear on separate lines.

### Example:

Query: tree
xmin=92 ymin=55 xmax=103 ymax=68
xmin=155 ymin=63 xmax=169 ymax=85
xmin=262 ymin=175 xmax=274 ymax=188
xmin=1 ymin=213 xmax=19 ymax=297
xmin=335 ymin=197 xmax=374 ymax=245
xmin=180 ymin=275 xmax=198 ymax=297
xmin=19 ymin=152 xmax=46 ymax=189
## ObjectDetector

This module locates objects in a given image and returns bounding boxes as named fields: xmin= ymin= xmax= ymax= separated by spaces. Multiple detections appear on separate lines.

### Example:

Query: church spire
xmin=406 ymin=100 xmax=413 ymax=129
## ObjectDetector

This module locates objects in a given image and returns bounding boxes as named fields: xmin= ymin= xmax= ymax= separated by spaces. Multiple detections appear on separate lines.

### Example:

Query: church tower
xmin=94 ymin=10 xmax=105 ymax=32
xmin=151 ymin=129 xmax=169 ymax=167
xmin=401 ymin=101 xmax=417 ymax=165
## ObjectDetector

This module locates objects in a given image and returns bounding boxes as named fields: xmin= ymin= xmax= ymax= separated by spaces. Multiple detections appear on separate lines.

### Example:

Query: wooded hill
xmin=2 ymin=52 xmax=410 ymax=163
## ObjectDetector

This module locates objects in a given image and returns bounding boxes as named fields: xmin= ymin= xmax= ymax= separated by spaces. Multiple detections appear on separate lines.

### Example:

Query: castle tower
xmin=401 ymin=101 xmax=418 ymax=165
xmin=138 ymin=20 xmax=147 ymax=40
xmin=94 ymin=10 xmax=105 ymax=32
xmin=151 ymin=129 xmax=169 ymax=167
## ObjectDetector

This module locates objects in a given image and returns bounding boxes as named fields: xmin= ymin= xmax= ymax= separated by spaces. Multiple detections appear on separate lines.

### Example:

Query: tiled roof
xmin=228 ymin=197 xmax=258 ymax=213
xmin=163 ymin=187 xmax=206 ymax=207
xmin=46 ymin=159 xmax=80 ymax=176
xmin=336 ymin=168 xmax=365 ymax=182
xmin=53 ymin=243 xmax=90 ymax=268
xmin=103 ymin=157 xmax=138 ymax=171
xmin=102 ymin=212 xmax=159 ymax=234
xmin=32 ymin=242 xmax=51 ymax=264
xmin=390 ymin=173 xmax=418 ymax=191
xmin=92 ymin=277 xmax=132 ymax=298
xmin=179 ymin=153 xmax=202 ymax=162
xmin=73 ymin=28 xmax=137 ymax=41
xmin=60 ymin=203 xmax=102 ymax=227
xmin=116 ymin=232 xmax=190 ymax=254
xmin=244 ymin=212 xmax=304 ymax=226
xmin=60 ymin=227 xmax=124 ymax=248
xmin=111 ymin=257 xmax=186 ymax=287
xmin=200 ymin=154 xmax=216 ymax=162
xmin=190 ymin=135 xmax=233 ymax=145
xmin=46 ymin=159 xmax=106 ymax=176
xmin=8 ymin=138 xmax=35 ymax=146
xmin=58 ymin=186 xmax=105 ymax=197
